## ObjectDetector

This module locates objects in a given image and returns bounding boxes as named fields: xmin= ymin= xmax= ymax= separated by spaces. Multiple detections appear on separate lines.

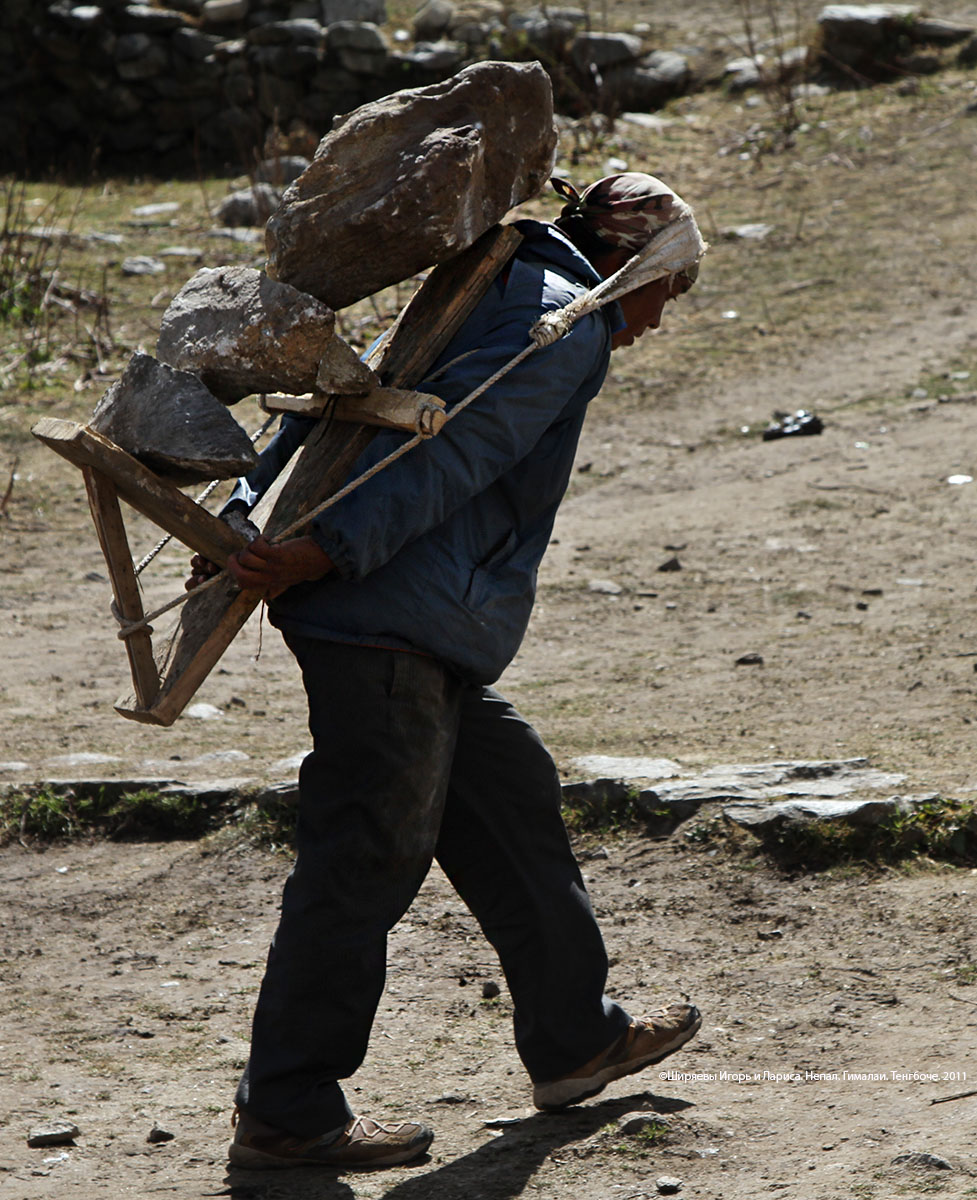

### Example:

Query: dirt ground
xmin=4 ymin=4 xmax=977 ymax=1196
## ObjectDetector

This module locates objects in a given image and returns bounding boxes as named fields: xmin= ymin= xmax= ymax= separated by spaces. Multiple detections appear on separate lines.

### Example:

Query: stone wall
xmin=3 ymin=2 xmax=973 ymax=175
xmin=0 ymin=0 xmax=692 ymax=173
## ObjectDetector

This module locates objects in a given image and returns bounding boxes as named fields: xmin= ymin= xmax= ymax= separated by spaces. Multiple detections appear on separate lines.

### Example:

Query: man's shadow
xmin=218 ymin=1091 xmax=692 ymax=1200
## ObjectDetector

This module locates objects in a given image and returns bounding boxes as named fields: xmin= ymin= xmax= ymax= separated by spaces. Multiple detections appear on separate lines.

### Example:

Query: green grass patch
xmin=1 ymin=784 xmax=225 ymax=843
xmin=728 ymin=797 xmax=977 ymax=872
xmin=561 ymin=779 xmax=639 ymax=836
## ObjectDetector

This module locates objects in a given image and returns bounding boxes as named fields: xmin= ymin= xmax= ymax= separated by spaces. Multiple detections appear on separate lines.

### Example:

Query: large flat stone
xmin=156 ymin=265 xmax=337 ymax=403
xmin=89 ymin=352 xmax=258 ymax=485
xmin=264 ymin=60 xmax=557 ymax=309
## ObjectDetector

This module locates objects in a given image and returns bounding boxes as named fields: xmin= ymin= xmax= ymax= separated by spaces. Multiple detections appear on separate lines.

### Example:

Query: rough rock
xmin=723 ymin=794 xmax=926 ymax=833
xmin=265 ymin=60 xmax=558 ymax=309
xmin=571 ymin=30 xmax=643 ymax=72
xmin=656 ymin=1177 xmax=683 ymax=1195
xmin=321 ymin=0 xmax=387 ymax=24
xmin=147 ymin=1124 xmax=175 ymax=1143
xmin=958 ymin=34 xmax=977 ymax=66
xmin=201 ymin=0 xmax=249 ymax=23
xmin=617 ymin=1111 xmax=670 ymax=1135
xmin=892 ymin=1151 xmax=953 ymax=1169
xmin=89 ymin=352 xmax=259 ymax=485
xmin=315 ymin=335 xmax=378 ymax=394
xmin=816 ymin=4 xmax=969 ymax=75
xmin=215 ymin=183 xmax=281 ymax=227
xmin=602 ymin=49 xmax=689 ymax=108
xmin=121 ymin=254 xmax=165 ymax=275
xmin=156 ymin=265 xmax=337 ymax=403
xmin=27 ymin=1122 xmax=80 ymax=1148
xmin=254 ymin=155 xmax=310 ymax=185
xmin=412 ymin=0 xmax=455 ymax=40
xmin=399 ymin=39 xmax=466 ymax=71
xmin=571 ymin=755 xmax=682 ymax=780
xmin=325 ymin=20 xmax=389 ymax=74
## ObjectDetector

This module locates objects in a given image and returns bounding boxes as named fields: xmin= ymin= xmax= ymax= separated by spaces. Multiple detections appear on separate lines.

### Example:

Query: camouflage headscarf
xmin=553 ymin=173 xmax=699 ymax=282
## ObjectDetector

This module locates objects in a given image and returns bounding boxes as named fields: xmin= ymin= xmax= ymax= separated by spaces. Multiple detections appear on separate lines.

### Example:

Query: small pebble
xmin=656 ymin=1177 xmax=683 ymax=1195
xmin=618 ymin=1111 xmax=670 ymax=1135
xmin=147 ymin=1125 xmax=175 ymax=1144
xmin=481 ymin=980 xmax=501 ymax=1000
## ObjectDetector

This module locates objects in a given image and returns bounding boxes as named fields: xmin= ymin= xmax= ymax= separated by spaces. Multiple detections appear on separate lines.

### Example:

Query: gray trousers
xmin=236 ymin=637 xmax=630 ymax=1137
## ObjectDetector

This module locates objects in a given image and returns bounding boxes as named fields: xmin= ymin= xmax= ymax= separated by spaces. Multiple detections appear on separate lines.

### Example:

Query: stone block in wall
xmin=257 ymin=72 xmax=302 ymax=118
xmin=198 ymin=104 xmax=258 ymax=150
xmin=412 ymin=0 xmax=454 ymax=41
xmin=325 ymin=20 xmax=389 ymax=74
xmin=247 ymin=17 xmax=325 ymax=44
xmin=452 ymin=21 xmax=493 ymax=48
xmin=399 ymin=39 xmax=466 ymax=71
xmin=157 ymin=96 xmax=221 ymax=131
xmin=274 ymin=43 xmax=322 ymax=71
xmin=202 ymin=0 xmax=250 ymax=25
xmin=106 ymin=118 xmax=157 ymax=151
xmin=101 ymin=82 xmax=144 ymax=117
xmin=255 ymin=154 xmax=310 ymax=183
xmin=297 ymin=90 xmax=342 ymax=125
xmin=224 ymin=71 xmax=254 ymax=104
xmin=172 ymin=26 xmax=222 ymax=59
xmin=151 ymin=69 xmax=223 ymax=98
xmin=600 ymin=50 xmax=689 ymax=110
xmin=117 ymin=5 xmax=188 ymax=33
xmin=55 ymin=6 xmax=106 ymax=30
xmin=156 ymin=265 xmax=338 ymax=404
xmin=48 ymin=98 xmax=84 ymax=132
xmin=116 ymin=39 xmax=170 ymax=79
xmin=321 ymin=0 xmax=387 ymax=26
xmin=215 ymin=182 xmax=281 ymax=225
xmin=265 ymin=60 xmax=557 ymax=308
xmin=508 ymin=11 xmax=580 ymax=59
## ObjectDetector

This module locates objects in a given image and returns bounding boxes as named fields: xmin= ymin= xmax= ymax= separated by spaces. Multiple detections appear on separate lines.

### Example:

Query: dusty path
xmin=2 ymin=836 xmax=976 ymax=1199
xmin=4 ymin=9 xmax=977 ymax=1196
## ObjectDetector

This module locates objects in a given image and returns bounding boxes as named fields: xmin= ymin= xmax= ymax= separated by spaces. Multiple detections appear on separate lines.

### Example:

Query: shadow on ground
xmin=218 ymin=1091 xmax=692 ymax=1198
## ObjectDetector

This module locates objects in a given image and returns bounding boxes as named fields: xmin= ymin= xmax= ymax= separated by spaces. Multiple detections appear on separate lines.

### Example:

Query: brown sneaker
xmin=228 ymin=1110 xmax=434 ymax=1170
xmin=533 ymin=1004 xmax=702 ymax=1111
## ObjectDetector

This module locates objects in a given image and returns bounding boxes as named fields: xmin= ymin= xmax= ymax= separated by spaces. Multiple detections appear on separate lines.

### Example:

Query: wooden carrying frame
xmin=33 ymin=224 xmax=522 ymax=726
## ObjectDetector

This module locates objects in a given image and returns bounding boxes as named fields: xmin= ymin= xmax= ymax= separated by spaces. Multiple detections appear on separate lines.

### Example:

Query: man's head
xmin=553 ymin=172 xmax=700 ymax=349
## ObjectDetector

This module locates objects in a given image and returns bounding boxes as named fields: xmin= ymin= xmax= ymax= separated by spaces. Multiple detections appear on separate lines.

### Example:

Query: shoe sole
xmin=228 ymin=1135 xmax=433 ymax=1171
xmin=534 ymin=1010 xmax=702 ymax=1112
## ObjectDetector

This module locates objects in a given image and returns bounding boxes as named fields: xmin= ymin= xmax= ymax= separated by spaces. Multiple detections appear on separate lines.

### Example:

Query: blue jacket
xmin=229 ymin=220 xmax=619 ymax=683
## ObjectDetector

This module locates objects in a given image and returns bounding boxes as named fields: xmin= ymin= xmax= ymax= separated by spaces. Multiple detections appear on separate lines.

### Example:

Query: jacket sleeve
xmin=308 ymin=278 xmax=611 ymax=580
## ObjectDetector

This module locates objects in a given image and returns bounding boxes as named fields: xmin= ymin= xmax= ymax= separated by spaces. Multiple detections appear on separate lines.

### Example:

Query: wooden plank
xmin=370 ymin=224 xmax=523 ymax=387
xmin=114 ymin=223 xmax=523 ymax=724
xmin=115 ymin=576 xmax=260 ymax=725
xmin=82 ymin=468 xmax=160 ymax=709
xmin=32 ymin=418 xmax=249 ymax=566
xmin=263 ymin=388 xmax=446 ymax=434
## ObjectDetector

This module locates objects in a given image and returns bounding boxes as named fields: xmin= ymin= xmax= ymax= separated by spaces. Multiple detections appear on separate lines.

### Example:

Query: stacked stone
xmin=86 ymin=62 xmax=558 ymax=485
